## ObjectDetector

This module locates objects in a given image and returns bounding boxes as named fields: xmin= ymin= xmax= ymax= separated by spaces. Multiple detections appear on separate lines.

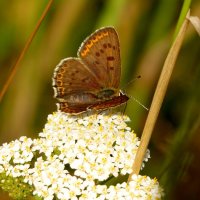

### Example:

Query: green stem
xmin=173 ymin=0 xmax=191 ymax=40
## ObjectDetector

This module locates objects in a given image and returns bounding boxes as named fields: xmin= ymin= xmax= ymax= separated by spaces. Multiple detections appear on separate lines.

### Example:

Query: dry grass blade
xmin=188 ymin=16 xmax=200 ymax=36
xmin=0 ymin=0 xmax=54 ymax=102
xmin=128 ymin=10 xmax=190 ymax=181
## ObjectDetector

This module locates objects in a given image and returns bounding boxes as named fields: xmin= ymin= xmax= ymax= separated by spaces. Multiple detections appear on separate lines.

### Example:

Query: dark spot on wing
xmin=59 ymin=67 xmax=65 ymax=73
xmin=107 ymin=43 xmax=112 ymax=48
xmin=100 ymin=49 xmax=104 ymax=53
xmin=96 ymin=52 xmax=100 ymax=57
xmin=107 ymin=56 xmax=115 ymax=61
xmin=71 ymin=70 xmax=79 ymax=76
xmin=82 ymin=46 xmax=87 ymax=51
xmin=87 ymin=40 xmax=91 ymax=45
xmin=57 ymin=80 xmax=62 ymax=86
xmin=103 ymin=43 xmax=107 ymax=48
xmin=57 ymin=73 xmax=62 ymax=79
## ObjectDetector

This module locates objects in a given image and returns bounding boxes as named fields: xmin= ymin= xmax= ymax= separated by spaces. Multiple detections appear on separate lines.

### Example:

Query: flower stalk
xmin=128 ymin=10 xmax=190 ymax=180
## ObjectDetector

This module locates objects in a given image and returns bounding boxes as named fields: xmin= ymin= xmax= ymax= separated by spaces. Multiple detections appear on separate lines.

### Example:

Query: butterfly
xmin=52 ymin=27 xmax=129 ymax=114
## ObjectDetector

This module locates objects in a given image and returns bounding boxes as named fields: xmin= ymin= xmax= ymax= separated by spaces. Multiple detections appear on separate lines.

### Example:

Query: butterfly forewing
xmin=78 ymin=27 xmax=121 ymax=89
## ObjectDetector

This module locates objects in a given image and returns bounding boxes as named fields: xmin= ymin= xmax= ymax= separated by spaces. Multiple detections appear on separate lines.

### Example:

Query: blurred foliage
xmin=0 ymin=0 xmax=199 ymax=199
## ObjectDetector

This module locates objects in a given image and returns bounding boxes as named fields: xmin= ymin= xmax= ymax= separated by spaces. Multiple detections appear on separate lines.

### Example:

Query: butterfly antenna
xmin=121 ymin=75 xmax=141 ymax=93
xmin=130 ymin=96 xmax=149 ymax=111
xmin=121 ymin=75 xmax=148 ymax=110
xmin=127 ymin=75 xmax=141 ymax=86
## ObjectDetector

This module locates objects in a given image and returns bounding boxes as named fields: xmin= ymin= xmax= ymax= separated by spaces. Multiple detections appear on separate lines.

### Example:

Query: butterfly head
xmin=95 ymin=88 xmax=118 ymax=100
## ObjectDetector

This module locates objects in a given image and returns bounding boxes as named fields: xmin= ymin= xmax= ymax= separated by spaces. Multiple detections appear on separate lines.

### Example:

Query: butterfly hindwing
xmin=53 ymin=58 xmax=102 ymax=100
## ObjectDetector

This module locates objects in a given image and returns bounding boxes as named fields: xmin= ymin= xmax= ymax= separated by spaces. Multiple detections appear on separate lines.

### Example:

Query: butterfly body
xmin=52 ymin=27 xmax=129 ymax=114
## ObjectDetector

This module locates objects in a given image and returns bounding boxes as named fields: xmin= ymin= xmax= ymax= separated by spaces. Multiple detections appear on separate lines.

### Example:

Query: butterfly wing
xmin=78 ymin=27 xmax=121 ymax=89
xmin=53 ymin=57 xmax=102 ymax=99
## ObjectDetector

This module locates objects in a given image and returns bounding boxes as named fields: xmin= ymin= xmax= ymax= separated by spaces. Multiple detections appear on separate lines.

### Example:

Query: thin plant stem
xmin=128 ymin=10 xmax=190 ymax=181
xmin=0 ymin=0 xmax=54 ymax=102
xmin=173 ymin=0 xmax=191 ymax=40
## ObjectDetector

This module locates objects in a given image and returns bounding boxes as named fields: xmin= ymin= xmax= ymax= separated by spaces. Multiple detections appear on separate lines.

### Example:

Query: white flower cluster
xmin=0 ymin=111 xmax=163 ymax=199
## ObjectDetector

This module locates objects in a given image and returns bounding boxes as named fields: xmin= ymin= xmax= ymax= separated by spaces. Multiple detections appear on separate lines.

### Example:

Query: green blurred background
xmin=0 ymin=0 xmax=199 ymax=199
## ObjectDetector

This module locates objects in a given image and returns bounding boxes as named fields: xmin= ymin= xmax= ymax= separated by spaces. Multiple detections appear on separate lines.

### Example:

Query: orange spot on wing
xmin=81 ymin=31 xmax=109 ymax=57
xmin=81 ymin=48 xmax=90 ymax=57
xmin=57 ymin=87 xmax=65 ymax=96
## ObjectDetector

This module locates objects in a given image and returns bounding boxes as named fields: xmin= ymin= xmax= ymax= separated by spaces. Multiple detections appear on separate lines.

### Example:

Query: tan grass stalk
xmin=128 ymin=10 xmax=190 ymax=181
xmin=0 ymin=0 xmax=54 ymax=102
xmin=188 ymin=16 xmax=200 ymax=36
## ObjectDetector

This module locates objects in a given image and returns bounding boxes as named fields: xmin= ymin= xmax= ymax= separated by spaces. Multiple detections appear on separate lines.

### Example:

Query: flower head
xmin=0 ymin=111 xmax=162 ymax=199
